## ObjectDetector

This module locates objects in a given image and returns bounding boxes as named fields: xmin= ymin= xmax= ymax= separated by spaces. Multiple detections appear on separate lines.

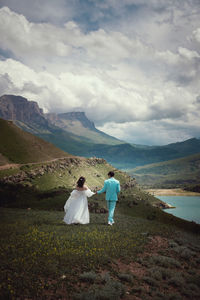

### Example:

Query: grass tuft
xmin=168 ymin=274 xmax=185 ymax=288
xmin=74 ymin=279 xmax=125 ymax=300
xmin=143 ymin=276 xmax=158 ymax=286
xmin=118 ymin=273 xmax=133 ymax=283
xmin=149 ymin=255 xmax=181 ymax=268
xmin=80 ymin=271 xmax=98 ymax=283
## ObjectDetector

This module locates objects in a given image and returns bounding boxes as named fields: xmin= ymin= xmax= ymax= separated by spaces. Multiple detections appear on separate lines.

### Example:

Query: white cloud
xmin=97 ymin=115 xmax=200 ymax=145
xmin=0 ymin=2 xmax=200 ymax=145
xmin=178 ymin=47 xmax=200 ymax=60
xmin=193 ymin=28 xmax=200 ymax=43
xmin=0 ymin=0 xmax=72 ymax=24
xmin=0 ymin=7 xmax=151 ymax=66
xmin=0 ymin=7 xmax=73 ymax=60
xmin=0 ymin=56 xmax=197 ymax=127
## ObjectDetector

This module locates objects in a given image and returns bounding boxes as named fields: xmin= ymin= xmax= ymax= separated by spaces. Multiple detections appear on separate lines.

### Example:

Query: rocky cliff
xmin=59 ymin=112 xmax=96 ymax=130
xmin=0 ymin=95 xmax=48 ymax=127
xmin=45 ymin=111 xmax=96 ymax=131
xmin=0 ymin=95 xmax=97 ymax=132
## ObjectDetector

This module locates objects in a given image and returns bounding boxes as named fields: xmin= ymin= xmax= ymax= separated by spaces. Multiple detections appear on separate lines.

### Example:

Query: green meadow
xmin=0 ymin=184 xmax=200 ymax=299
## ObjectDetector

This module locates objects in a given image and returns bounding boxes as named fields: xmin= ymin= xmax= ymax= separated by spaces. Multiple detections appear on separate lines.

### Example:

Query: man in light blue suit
xmin=97 ymin=171 xmax=120 ymax=225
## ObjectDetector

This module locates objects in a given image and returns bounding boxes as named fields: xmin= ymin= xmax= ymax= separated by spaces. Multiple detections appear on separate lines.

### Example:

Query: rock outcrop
xmin=0 ymin=157 xmax=107 ymax=185
xmin=45 ymin=111 xmax=97 ymax=131
xmin=0 ymin=95 xmax=49 ymax=127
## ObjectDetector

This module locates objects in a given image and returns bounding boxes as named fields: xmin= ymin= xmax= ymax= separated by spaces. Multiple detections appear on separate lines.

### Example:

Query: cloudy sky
xmin=0 ymin=0 xmax=200 ymax=145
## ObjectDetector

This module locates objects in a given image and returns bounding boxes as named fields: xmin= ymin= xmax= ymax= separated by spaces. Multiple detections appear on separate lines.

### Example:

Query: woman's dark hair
xmin=108 ymin=171 xmax=114 ymax=177
xmin=77 ymin=176 xmax=86 ymax=188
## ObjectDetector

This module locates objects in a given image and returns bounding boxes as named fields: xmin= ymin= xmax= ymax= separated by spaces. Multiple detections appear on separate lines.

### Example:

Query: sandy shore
xmin=146 ymin=188 xmax=200 ymax=196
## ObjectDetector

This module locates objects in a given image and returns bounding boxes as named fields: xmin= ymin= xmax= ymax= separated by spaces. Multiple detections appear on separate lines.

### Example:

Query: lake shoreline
xmin=155 ymin=194 xmax=200 ymax=224
xmin=146 ymin=188 xmax=200 ymax=196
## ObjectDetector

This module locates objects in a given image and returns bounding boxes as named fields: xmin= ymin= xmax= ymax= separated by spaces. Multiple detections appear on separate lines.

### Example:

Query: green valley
xmin=128 ymin=153 xmax=200 ymax=188
xmin=1 ymin=95 xmax=200 ymax=171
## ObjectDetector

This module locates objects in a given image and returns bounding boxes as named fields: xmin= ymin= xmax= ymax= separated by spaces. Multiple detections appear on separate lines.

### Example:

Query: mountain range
xmin=0 ymin=94 xmax=200 ymax=172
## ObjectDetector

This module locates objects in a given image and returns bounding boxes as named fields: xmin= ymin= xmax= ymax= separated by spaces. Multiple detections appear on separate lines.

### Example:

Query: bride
xmin=63 ymin=176 xmax=95 ymax=224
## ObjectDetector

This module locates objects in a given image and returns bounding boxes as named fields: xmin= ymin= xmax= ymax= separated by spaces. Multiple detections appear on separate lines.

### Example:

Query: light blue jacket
xmin=97 ymin=177 xmax=120 ymax=201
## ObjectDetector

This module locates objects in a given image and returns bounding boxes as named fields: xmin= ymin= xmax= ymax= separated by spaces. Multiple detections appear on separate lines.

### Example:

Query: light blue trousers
xmin=107 ymin=200 xmax=116 ymax=223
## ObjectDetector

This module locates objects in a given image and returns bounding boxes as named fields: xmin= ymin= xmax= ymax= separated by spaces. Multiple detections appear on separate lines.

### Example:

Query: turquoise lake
xmin=157 ymin=196 xmax=200 ymax=224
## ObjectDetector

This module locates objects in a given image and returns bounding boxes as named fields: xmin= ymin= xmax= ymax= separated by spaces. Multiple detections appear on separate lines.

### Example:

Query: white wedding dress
xmin=63 ymin=189 xmax=94 ymax=224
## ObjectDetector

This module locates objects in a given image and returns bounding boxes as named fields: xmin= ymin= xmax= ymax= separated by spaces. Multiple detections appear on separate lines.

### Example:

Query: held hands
xmin=93 ymin=187 xmax=98 ymax=195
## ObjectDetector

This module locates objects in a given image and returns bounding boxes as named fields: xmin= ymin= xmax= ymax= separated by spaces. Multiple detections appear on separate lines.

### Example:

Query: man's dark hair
xmin=108 ymin=171 xmax=114 ymax=177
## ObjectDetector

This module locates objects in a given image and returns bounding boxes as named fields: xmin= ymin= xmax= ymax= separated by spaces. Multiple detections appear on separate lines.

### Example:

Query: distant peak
xmin=1 ymin=94 xmax=27 ymax=103
xmin=0 ymin=94 xmax=47 ymax=125
xmin=59 ymin=111 xmax=86 ymax=117
xmin=0 ymin=94 xmax=40 ymax=107
xmin=58 ymin=111 xmax=96 ymax=130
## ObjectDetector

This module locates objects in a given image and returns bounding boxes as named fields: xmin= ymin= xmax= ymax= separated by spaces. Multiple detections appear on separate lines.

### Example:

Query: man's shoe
xmin=108 ymin=221 xmax=112 ymax=226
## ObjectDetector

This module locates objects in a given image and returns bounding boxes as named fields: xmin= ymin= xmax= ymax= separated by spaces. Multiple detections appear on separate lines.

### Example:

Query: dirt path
xmin=0 ymin=156 xmax=78 ymax=171
xmin=0 ymin=163 xmax=20 ymax=170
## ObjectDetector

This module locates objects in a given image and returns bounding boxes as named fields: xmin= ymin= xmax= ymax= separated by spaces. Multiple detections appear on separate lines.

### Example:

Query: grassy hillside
xmin=0 ymin=118 xmax=70 ymax=164
xmin=0 ymin=153 xmax=10 ymax=166
xmin=0 ymin=156 xmax=157 ymax=207
xmin=128 ymin=153 xmax=200 ymax=188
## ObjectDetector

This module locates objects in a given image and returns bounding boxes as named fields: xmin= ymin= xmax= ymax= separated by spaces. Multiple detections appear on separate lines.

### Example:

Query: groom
xmin=97 ymin=171 xmax=120 ymax=225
